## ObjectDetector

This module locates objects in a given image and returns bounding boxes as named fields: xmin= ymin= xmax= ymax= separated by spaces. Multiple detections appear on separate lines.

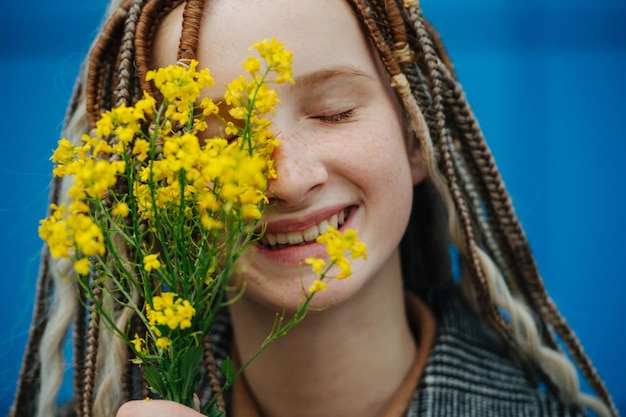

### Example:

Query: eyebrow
xmin=293 ymin=66 xmax=372 ymax=90
xmin=208 ymin=66 xmax=372 ymax=106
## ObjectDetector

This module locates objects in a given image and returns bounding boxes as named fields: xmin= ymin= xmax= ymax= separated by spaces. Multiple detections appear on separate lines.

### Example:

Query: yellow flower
xmin=350 ymin=241 xmax=367 ymax=260
xmin=149 ymin=293 xmax=196 ymax=331
xmin=90 ymin=136 xmax=113 ymax=156
xmin=96 ymin=113 xmax=115 ymax=137
xmin=176 ymin=300 xmax=195 ymax=330
xmin=305 ymin=257 xmax=326 ymax=275
xmin=131 ymin=333 xmax=145 ymax=353
xmin=243 ymin=56 xmax=261 ymax=76
xmin=153 ymin=292 xmax=175 ymax=311
xmin=316 ymin=227 xmax=367 ymax=279
xmin=111 ymin=202 xmax=130 ymax=218
xmin=200 ymin=97 xmax=219 ymax=117
xmin=161 ymin=307 xmax=181 ymax=330
xmin=73 ymin=216 xmax=105 ymax=257
xmin=309 ymin=279 xmax=328 ymax=294
xmin=39 ymin=44 xmax=297 ymax=385
xmin=134 ymin=91 xmax=156 ymax=118
xmin=51 ymin=138 xmax=74 ymax=165
xmin=96 ymin=103 xmax=143 ymax=143
xmin=73 ymin=258 xmax=91 ymax=276
xmin=132 ymin=139 xmax=150 ymax=162
xmin=335 ymin=257 xmax=352 ymax=280
xmin=155 ymin=337 xmax=172 ymax=348
xmin=143 ymin=253 xmax=161 ymax=271
xmin=252 ymin=37 xmax=294 ymax=84
xmin=146 ymin=59 xmax=214 ymax=104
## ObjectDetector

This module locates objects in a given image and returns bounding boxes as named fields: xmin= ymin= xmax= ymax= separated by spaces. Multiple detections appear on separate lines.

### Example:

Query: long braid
xmin=438 ymin=56 xmax=618 ymax=416
xmin=410 ymin=3 xmax=513 ymax=336
xmin=87 ymin=1 xmax=130 ymax=127
xmin=203 ymin=336 xmax=226 ymax=412
xmin=439 ymin=81 xmax=529 ymax=312
xmin=82 ymin=285 xmax=101 ymax=417
xmin=9 ymin=247 xmax=55 ymax=417
xmin=439 ymin=65 xmax=557 ymax=331
xmin=177 ymin=2 xmax=228 ymax=408
xmin=439 ymin=63 xmax=530 ymax=294
xmin=91 ymin=0 xmax=148 ymax=402
xmin=178 ymin=0 xmax=206 ymax=62
xmin=446 ymin=130 xmax=518 ymax=291
xmin=12 ymin=69 xmax=88 ymax=417
xmin=91 ymin=3 xmax=147 ymax=409
xmin=73 ymin=288 xmax=87 ymax=417
xmin=438 ymin=69 xmax=559 ymax=379
xmin=403 ymin=1 xmax=616 ymax=415
xmin=88 ymin=1 xmax=226 ymax=412
xmin=402 ymin=3 xmax=511 ymax=291
xmin=121 ymin=343 xmax=132 ymax=404
xmin=421 ymin=16 xmax=456 ymax=80
xmin=404 ymin=2 xmax=569 ymax=377
xmin=347 ymin=0 xmax=402 ymax=79
xmin=92 ymin=288 xmax=134 ymax=417
xmin=135 ymin=0 xmax=185 ymax=101
xmin=410 ymin=0 xmax=610 ymax=412
xmin=11 ymin=51 xmax=92 ymax=417
xmin=115 ymin=0 xmax=148 ymax=108
xmin=75 ymin=4 xmax=137 ymax=415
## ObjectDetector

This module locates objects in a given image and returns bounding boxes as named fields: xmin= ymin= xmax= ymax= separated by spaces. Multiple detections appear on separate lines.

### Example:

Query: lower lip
xmin=254 ymin=206 xmax=358 ymax=265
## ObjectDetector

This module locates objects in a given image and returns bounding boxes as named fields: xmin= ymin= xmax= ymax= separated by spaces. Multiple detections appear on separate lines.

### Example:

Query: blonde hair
xmin=10 ymin=0 xmax=618 ymax=416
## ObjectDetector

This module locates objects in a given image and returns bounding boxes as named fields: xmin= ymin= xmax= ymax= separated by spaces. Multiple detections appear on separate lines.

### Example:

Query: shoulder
xmin=407 ymin=284 xmax=586 ymax=417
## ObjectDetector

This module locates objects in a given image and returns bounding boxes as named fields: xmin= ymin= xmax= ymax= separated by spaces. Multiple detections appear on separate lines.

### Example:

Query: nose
xmin=266 ymin=132 xmax=328 ymax=208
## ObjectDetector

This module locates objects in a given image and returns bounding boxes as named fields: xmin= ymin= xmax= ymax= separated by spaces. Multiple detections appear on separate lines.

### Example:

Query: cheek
xmin=356 ymin=121 xmax=415 ymax=229
xmin=349 ymin=122 xmax=413 ymax=190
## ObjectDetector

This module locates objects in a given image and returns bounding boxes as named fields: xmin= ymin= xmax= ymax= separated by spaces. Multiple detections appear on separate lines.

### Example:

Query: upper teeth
xmin=260 ymin=209 xmax=347 ymax=247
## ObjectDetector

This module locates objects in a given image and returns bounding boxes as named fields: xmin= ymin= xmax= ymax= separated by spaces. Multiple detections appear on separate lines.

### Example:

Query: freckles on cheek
xmin=362 ymin=137 xmax=412 ymax=184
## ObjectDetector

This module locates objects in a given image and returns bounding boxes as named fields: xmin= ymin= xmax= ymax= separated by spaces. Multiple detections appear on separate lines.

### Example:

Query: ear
xmin=407 ymin=132 xmax=426 ymax=185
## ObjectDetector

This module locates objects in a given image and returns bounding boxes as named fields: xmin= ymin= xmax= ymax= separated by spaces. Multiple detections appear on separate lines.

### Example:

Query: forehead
xmin=153 ymin=0 xmax=378 ymax=87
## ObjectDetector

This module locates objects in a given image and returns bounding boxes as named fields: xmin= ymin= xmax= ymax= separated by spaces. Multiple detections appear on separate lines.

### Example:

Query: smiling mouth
xmin=259 ymin=208 xmax=351 ymax=250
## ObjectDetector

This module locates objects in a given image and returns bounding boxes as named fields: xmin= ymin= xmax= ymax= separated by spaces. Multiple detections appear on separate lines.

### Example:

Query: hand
xmin=117 ymin=400 xmax=205 ymax=417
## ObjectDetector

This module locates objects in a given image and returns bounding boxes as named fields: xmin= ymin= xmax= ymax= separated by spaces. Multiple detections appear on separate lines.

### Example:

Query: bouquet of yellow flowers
xmin=38 ymin=38 xmax=366 ymax=415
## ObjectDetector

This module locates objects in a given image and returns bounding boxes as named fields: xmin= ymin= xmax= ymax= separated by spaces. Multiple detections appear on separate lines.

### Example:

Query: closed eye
xmin=312 ymin=109 xmax=355 ymax=123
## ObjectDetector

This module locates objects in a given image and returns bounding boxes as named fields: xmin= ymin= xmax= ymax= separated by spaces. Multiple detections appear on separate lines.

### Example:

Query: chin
xmin=236 ymin=265 xmax=369 ymax=316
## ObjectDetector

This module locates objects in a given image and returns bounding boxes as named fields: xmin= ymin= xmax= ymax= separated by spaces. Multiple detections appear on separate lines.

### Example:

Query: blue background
xmin=1 ymin=0 xmax=624 ymax=415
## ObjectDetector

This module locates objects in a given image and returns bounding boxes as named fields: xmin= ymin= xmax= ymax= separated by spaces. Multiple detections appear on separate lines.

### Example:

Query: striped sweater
xmin=200 ymin=284 xmax=586 ymax=417
xmin=404 ymin=285 xmax=585 ymax=416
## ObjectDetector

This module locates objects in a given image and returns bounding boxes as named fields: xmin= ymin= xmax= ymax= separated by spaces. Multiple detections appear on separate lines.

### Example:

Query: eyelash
xmin=312 ymin=109 xmax=355 ymax=123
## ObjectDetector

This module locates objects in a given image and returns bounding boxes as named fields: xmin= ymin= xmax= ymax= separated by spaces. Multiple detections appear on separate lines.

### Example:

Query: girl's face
xmin=154 ymin=0 xmax=424 ymax=310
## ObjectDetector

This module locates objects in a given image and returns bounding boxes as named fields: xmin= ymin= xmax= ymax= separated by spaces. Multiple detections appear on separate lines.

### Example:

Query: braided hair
xmin=10 ymin=1 xmax=618 ymax=416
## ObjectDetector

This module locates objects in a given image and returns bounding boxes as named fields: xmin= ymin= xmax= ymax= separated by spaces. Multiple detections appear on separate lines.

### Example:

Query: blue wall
xmin=1 ymin=0 xmax=624 ymax=414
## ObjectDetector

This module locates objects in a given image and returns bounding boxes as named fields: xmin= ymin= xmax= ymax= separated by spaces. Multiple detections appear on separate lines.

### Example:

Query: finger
xmin=116 ymin=399 xmax=205 ymax=417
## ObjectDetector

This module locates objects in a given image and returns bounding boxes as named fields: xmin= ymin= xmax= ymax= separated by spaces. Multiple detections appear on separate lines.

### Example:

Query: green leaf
xmin=143 ymin=366 xmax=169 ymax=398
xmin=221 ymin=356 xmax=235 ymax=387
xmin=180 ymin=345 xmax=204 ymax=398
xmin=204 ymin=401 xmax=226 ymax=417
